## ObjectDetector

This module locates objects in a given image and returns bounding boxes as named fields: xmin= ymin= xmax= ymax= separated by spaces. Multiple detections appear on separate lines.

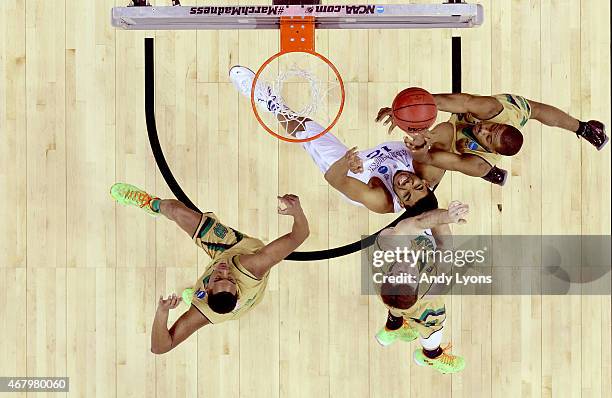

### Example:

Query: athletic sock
xmin=420 ymin=328 xmax=444 ymax=358
xmin=481 ymin=165 xmax=507 ymax=186
xmin=385 ymin=311 xmax=404 ymax=331
xmin=151 ymin=199 xmax=161 ymax=213
xmin=423 ymin=346 xmax=444 ymax=359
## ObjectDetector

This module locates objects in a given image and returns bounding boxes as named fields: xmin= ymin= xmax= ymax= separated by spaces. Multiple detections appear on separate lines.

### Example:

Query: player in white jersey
xmin=230 ymin=66 xmax=443 ymax=214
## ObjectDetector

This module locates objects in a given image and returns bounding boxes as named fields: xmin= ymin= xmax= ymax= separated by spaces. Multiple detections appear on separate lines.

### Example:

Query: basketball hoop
xmin=251 ymin=16 xmax=345 ymax=143
xmin=112 ymin=3 xmax=484 ymax=141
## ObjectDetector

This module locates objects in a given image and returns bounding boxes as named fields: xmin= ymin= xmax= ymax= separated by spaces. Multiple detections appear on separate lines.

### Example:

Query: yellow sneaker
xmin=110 ymin=182 xmax=159 ymax=217
xmin=182 ymin=288 xmax=194 ymax=306
xmin=182 ymin=288 xmax=207 ymax=307
xmin=413 ymin=344 xmax=465 ymax=374
xmin=375 ymin=320 xmax=419 ymax=346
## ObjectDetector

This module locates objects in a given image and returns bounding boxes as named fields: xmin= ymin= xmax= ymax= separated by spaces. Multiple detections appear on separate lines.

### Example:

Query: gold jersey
xmin=448 ymin=94 xmax=532 ymax=165
xmin=189 ymin=212 xmax=267 ymax=324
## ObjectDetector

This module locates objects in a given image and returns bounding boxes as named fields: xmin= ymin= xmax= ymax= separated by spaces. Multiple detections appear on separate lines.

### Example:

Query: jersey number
xmin=364 ymin=145 xmax=392 ymax=159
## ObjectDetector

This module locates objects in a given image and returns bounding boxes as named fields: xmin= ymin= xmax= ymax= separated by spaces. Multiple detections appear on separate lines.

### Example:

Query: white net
xmin=272 ymin=65 xmax=324 ymax=120
xmin=253 ymin=51 xmax=344 ymax=140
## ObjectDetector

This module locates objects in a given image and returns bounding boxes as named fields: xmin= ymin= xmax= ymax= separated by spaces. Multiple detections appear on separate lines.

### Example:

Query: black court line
xmin=449 ymin=0 xmax=462 ymax=93
xmin=452 ymin=36 xmax=462 ymax=93
xmin=145 ymin=38 xmax=199 ymax=213
xmin=144 ymin=36 xmax=459 ymax=261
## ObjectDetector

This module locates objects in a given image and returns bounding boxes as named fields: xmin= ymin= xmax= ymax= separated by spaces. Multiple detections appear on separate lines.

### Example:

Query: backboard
xmin=113 ymin=2 xmax=484 ymax=141
xmin=111 ymin=3 xmax=484 ymax=30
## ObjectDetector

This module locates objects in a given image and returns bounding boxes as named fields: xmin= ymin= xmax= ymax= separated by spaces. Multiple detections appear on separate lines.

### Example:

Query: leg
xmin=529 ymin=99 xmax=608 ymax=149
xmin=111 ymin=183 xmax=204 ymax=237
xmin=405 ymin=298 xmax=463 ymax=373
xmin=229 ymin=65 xmax=311 ymax=136
xmin=374 ymin=311 xmax=418 ymax=346
xmin=481 ymin=165 xmax=508 ymax=186
xmin=282 ymin=117 xmax=373 ymax=208
xmin=276 ymin=113 xmax=310 ymax=136
xmin=293 ymin=120 xmax=351 ymax=174
xmin=385 ymin=311 xmax=404 ymax=330
xmin=413 ymin=326 xmax=466 ymax=374
xmin=419 ymin=328 xmax=444 ymax=358
xmin=528 ymin=100 xmax=580 ymax=132
xmin=157 ymin=199 xmax=202 ymax=236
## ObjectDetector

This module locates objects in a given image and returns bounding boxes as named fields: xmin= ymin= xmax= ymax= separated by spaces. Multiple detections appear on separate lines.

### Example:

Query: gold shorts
xmin=389 ymin=297 xmax=446 ymax=339
xmin=483 ymin=94 xmax=532 ymax=129
xmin=192 ymin=212 xmax=264 ymax=260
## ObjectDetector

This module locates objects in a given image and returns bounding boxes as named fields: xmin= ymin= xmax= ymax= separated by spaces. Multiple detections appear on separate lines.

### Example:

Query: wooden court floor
xmin=1 ymin=0 xmax=610 ymax=397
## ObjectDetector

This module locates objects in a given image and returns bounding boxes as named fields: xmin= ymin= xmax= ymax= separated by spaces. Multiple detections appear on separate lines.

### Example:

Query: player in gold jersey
xmin=377 ymin=93 xmax=607 ymax=186
xmin=372 ymin=200 xmax=470 ymax=374
xmin=110 ymin=183 xmax=309 ymax=354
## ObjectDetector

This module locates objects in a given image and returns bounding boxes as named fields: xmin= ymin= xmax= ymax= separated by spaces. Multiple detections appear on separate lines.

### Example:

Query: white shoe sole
xmin=229 ymin=65 xmax=257 ymax=97
xmin=413 ymin=350 xmax=425 ymax=366
xmin=375 ymin=334 xmax=394 ymax=347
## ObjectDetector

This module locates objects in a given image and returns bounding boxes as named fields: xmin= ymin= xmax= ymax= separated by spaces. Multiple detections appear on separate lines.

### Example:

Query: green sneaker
xmin=375 ymin=321 xmax=419 ymax=346
xmin=182 ymin=288 xmax=194 ymax=306
xmin=413 ymin=344 xmax=466 ymax=374
xmin=110 ymin=183 xmax=159 ymax=217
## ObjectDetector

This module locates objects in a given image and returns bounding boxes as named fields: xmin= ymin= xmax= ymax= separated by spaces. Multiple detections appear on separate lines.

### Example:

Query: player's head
xmin=205 ymin=261 xmax=238 ymax=314
xmin=383 ymin=185 xmax=439 ymax=231
xmin=380 ymin=279 xmax=418 ymax=310
xmin=377 ymin=195 xmax=438 ymax=310
xmin=474 ymin=122 xmax=523 ymax=156
xmin=392 ymin=171 xmax=433 ymax=208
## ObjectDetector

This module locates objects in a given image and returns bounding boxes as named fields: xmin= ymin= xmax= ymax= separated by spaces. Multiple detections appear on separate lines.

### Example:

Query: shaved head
xmin=496 ymin=124 xmax=523 ymax=156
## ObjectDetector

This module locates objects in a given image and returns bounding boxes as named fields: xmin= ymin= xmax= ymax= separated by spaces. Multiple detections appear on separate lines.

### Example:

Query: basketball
xmin=391 ymin=87 xmax=438 ymax=131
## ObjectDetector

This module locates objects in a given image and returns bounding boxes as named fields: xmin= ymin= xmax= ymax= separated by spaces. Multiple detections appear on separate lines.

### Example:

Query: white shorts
xmin=295 ymin=121 xmax=349 ymax=174
xmin=296 ymin=121 xmax=363 ymax=207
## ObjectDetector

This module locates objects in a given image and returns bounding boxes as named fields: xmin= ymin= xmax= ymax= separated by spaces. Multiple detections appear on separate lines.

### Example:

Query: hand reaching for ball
xmin=376 ymin=88 xmax=438 ymax=135
xmin=375 ymin=107 xmax=398 ymax=135
xmin=403 ymin=134 xmax=433 ymax=163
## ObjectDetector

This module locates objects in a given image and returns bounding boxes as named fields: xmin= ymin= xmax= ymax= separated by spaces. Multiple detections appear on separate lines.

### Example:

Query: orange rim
xmin=250 ymin=50 xmax=345 ymax=143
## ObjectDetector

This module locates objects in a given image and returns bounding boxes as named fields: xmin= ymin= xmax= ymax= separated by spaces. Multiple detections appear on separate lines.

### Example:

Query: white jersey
xmin=348 ymin=141 xmax=415 ymax=212
xmin=297 ymin=122 xmax=414 ymax=213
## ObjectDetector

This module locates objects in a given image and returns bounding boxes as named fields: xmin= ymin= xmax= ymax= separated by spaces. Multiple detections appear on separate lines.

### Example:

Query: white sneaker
xmin=229 ymin=65 xmax=288 ymax=115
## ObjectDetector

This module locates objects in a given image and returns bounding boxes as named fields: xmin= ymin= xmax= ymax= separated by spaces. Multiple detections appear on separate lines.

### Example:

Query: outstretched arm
xmin=425 ymin=151 xmax=492 ymax=177
xmin=433 ymin=93 xmax=502 ymax=120
xmin=240 ymin=195 xmax=310 ymax=278
xmin=375 ymin=93 xmax=503 ymax=134
xmin=378 ymin=203 xmax=468 ymax=296
xmin=151 ymin=294 xmax=210 ymax=355
xmin=382 ymin=201 xmax=469 ymax=237
xmin=431 ymin=222 xmax=453 ymax=251
xmin=405 ymin=137 xmax=492 ymax=177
